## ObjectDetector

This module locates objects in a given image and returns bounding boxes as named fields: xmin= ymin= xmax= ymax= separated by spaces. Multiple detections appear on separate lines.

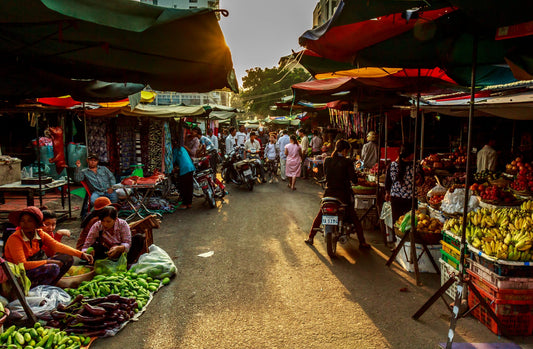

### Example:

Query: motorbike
xmin=320 ymin=197 xmax=353 ymax=257
xmin=247 ymin=150 xmax=264 ymax=184
xmin=221 ymin=146 xmax=256 ymax=191
xmin=193 ymin=156 xmax=226 ymax=208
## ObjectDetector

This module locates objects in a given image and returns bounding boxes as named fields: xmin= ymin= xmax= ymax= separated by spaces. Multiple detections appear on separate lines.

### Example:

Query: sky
xmin=219 ymin=0 xmax=316 ymax=87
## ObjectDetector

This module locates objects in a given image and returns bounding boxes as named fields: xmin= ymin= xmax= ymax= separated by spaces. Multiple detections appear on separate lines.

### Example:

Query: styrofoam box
xmin=355 ymin=197 xmax=374 ymax=209
xmin=395 ymin=241 xmax=441 ymax=273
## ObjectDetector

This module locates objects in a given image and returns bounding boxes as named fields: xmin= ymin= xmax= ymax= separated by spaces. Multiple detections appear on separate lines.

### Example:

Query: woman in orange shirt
xmin=5 ymin=207 xmax=93 ymax=287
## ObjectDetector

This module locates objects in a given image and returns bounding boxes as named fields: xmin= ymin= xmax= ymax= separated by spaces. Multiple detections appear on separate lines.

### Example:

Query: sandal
xmin=177 ymin=204 xmax=189 ymax=210
xmin=359 ymin=242 xmax=371 ymax=249
xmin=304 ymin=238 xmax=314 ymax=246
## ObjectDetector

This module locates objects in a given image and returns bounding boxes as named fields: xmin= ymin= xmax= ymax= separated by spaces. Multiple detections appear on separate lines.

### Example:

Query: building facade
xmin=152 ymin=91 xmax=231 ymax=106
xmin=313 ymin=0 xmax=339 ymax=28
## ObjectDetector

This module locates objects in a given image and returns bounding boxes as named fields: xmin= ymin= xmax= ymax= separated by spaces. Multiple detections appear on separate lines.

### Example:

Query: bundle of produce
xmin=473 ymin=170 xmax=498 ymax=183
xmin=129 ymin=245 xmax=177 ymax=280
xmin=474 ymin=184 xmax=518 ymax=205
xmin=429 ymin=194 xmax=444 ymax=207
xmin=505 ymin=156 xmax=529 ymax=175
xmin=510 ymin=164 xmax=533 ymax=193
xmin=396 ymin=211 xmax=443 ymax=234
xmin=0 ymin=322 xmax=91 ymax=348
xmin=64 ymin=266 xmax=92 ymax=277
xmin=448 ymin=146 xmax=467 ymax=167
xmin=442 ymin=174 xmax=466 ymax=188
xmin=444 ymin=205 xmax=533 ymax=261
xmin=65 ymin=272 xmax=164 ymax=310
xmin=416 ymin=177 xmax=436 ymax=200
xmin=47 ymin=294 xmax=138 ymax=337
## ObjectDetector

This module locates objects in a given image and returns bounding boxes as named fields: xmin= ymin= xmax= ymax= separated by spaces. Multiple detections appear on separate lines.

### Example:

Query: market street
xmin=89 ymin=180 xmax=525 ymax=349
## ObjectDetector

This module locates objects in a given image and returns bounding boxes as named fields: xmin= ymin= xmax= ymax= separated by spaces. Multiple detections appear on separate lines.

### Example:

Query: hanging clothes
xmin=140 ymin=118 xmax=151 ymax=174
xmin=117 ymin=117 xmax=136 ymax=174
xmin=86 ymin=117 xmax=109 ymax=162
xmin=148 ymin=120 xmax=163 ymax=175
xmin=163 ymin=122 xmax=173 ymax=174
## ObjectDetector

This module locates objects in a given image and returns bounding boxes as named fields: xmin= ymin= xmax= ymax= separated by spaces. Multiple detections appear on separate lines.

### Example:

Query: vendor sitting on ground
xmin=74 ymin=153 xmax=118 ymax=205
xmin=82 ymin=206 xmax=144 ymax=265
xmin=41 ymin=208 xmax=71 ymax=257
xmin=76 ymin=197 xmax=115 ymax=250
xmin=4 ymin=207 xmax=93 ymax=287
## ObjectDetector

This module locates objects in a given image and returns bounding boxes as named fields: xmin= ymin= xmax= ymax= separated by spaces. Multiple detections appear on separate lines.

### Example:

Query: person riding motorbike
xmin=245 ymin=131 xmax=265 ymax=182
xmin=305 ymin=139 xmax=370 ymax=248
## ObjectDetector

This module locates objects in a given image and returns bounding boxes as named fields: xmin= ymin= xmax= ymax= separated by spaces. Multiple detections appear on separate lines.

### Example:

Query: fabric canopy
xmin=209 ymin=111 xmax=236 ymax=120
xmin=298 ymin=1 xmax=533 ymax=81
xmin=84 ymin=104 xmax=205 ymax=118
xmin=38 ymin=90 xmax=156 ymax=108
xmin=0 ymin=0 xmax=238 ymax=96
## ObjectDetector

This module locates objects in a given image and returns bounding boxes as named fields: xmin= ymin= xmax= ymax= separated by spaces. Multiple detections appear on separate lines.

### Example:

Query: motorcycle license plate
xmin=243 ymin=169 xmax=252 ymax=176
xmin=322 ymin=215 xmax=338 ymax=225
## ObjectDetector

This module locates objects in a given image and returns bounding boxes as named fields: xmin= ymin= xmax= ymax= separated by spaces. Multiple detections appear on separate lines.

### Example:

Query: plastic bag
xmin=7 ymin=285 xmax=71 ymax=320
xmin=380 ymin=201 xmax=393 ymax=228
xmin=427 ymin=184 xmax=447 ymax=197
xmin=400 ymin=212 xmax=418 ymax=233
xmin=130 ymin=245 xmax=177 ymax=279
xmin=440 ymin=188 xmax=480 ymax=215
xmin=94 ymin=253 xmax=127 ymax=275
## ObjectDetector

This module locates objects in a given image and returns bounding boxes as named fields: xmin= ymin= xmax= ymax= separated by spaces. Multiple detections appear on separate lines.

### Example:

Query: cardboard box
xmin=0 ymin=159 xmax=21 ymax=185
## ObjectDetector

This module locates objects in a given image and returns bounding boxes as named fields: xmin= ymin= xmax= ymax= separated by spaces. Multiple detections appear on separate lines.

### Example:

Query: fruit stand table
xmin=119 ymin=180 xmax=164 ymax=222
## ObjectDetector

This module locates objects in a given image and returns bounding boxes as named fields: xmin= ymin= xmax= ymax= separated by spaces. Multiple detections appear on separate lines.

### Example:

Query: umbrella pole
xmin=412 ymin=36 xmax=506 ymax=341
xmin=420 ymin=111 xmax=425 ymax=159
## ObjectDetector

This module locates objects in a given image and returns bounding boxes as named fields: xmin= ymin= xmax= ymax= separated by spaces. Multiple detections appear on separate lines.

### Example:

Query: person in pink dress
xmin=285 ymin=135 xmax=302 ymax=191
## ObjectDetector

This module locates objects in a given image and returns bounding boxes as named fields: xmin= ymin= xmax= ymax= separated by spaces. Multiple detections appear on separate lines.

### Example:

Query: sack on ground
xmin=94 ymin=253 xmax=127 ymax=275
xmin=130 ymin=245 xmax=177 ymax=279
xmin=7 ymin=285 xmax=71 ymax=320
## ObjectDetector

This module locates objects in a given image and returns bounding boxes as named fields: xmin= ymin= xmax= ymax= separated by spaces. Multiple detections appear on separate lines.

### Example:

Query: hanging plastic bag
xmin=380 ymin=201 xmax=393 ymax=228
xmin=94 ymin=253 xmax=127 ymax=275
xmin=400 ymin=212 xmax=418 ymax=233
xmin=7 ymin=285 xmax=71 ymax=320
xmin=130 ymin=245 xmax=177 ymax=279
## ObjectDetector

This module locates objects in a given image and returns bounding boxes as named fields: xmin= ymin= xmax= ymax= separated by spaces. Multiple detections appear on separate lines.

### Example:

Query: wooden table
xmin=0 ymin=179 xmax=67 ymax=207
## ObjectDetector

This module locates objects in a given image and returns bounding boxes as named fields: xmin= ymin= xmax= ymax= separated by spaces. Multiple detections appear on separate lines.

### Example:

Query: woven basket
xmin=395 ymin=226 xmax=442 ymax=245
xmin=56 ymin=268 xmax=94 ymax=289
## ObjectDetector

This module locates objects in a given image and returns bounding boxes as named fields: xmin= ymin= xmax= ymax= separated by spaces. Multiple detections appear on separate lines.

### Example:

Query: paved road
xmin=87 ymin=179 xmax=528 ymax=349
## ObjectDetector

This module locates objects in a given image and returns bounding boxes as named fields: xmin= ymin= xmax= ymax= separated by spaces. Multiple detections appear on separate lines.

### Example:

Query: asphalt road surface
xmin=74 ymin=179 xmax=531 ymax=349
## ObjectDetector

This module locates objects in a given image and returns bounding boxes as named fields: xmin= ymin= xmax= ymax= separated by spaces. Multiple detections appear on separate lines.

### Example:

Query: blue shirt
xmin=173 ymin=146 xmax=195 ymax=176
xmin=277 ymin=135 xmax=291 ymax=160
xmin=74 ymin=165 xmax=116 ymax=193
xmin=200 ymin=136 xmax=215 ymax=151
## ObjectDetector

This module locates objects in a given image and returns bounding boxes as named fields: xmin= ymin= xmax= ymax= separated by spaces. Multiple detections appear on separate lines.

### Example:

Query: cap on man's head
xmin=87 ymin=153 xmax=99 ymax=161
xmin=8 ymin=206 xmax=44 ymax=226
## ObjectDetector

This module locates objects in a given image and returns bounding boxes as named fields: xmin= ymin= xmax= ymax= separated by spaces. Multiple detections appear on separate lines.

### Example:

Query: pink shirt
xmin=82 ymin=218 xmax=131 ymax=252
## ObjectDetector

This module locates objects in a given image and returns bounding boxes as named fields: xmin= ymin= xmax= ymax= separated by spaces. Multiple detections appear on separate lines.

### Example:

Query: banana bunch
xmin=521 ymin=200 xmax=533 ymax=212
xmin=0 ymin=263 xmax=31 ymax=298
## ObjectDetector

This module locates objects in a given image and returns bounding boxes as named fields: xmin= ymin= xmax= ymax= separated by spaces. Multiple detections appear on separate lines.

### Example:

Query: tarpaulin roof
xmin=38 ymin=91 xmax=157 ymax=108
xmin=298 ymin=1 xmax=533 ymax=82
xmin=0 ymin=0 xmax=238 ymax=97
xmin=84 ymin=104 xmax=205 ymax=118
xmin=209 ymin=111 xmax=236 ymax=120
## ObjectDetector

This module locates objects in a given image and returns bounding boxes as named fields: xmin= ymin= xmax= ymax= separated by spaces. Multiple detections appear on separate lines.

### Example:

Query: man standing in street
xmin=74 ymin=153 xmax=117 ymax=205
xmin=207 ymin=128 xmax=219 ymax=152
xmin=361 ymin=131 xmax=379 ymax=170
xmin=226 ymin=127 xmax=237 ymax=155
xmin=236 ymin=125 xmax=247 ymax=147
xmin=277 ymin=130 xmax=290 ymax=181
xmin=298 ymin=129 xmax=309 ymax=179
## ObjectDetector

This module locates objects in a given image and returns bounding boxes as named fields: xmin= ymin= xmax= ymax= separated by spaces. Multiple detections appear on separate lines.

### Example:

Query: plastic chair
xmin=80 ymin=180 xmax=92 ymax=219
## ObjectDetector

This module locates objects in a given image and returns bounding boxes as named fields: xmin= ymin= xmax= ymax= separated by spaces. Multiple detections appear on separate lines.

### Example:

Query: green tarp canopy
xmin=84 ymin=104 xmax=206 ymax=118
xmin=0 ymin=0 xmax=238 ymax=98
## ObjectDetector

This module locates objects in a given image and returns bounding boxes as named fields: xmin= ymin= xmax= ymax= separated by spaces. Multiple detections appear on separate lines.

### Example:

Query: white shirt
xmin=244 ymin=139 xmax=261 ymax=154
xmin=226 ymin=134 xmax=236 ymax=154
xmin=236 ymin=131 xmax=247 ymax=146
xmin=264 ymin=142 xmax=278 ymax=160
xmin=209 ymin=135 xmax=219 ymax=151
xmin=477 ymin=145 xmax=497 ymax=172
xmin=277 ymin=135 xmax=291 ymax=160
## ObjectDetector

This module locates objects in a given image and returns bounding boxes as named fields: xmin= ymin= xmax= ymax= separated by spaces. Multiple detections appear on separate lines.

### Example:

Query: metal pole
xmin=420 ymin=111 xmax=425 ymax=159
xmin=384 ymin=113 xmax=388 ymax=163
xmin=446 ymin=35 xmax=478 ymax=349
xmin=511 ymin=120 xmax=516 ymax=154
xmin=35 ymin=114 xmax=43 ymax=207
xmin=409 ymin=68 xmax=422 ymax=286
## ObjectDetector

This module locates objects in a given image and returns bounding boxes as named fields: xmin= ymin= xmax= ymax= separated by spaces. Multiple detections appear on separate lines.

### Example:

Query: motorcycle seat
xmin=321 ymin=197 xmax=347 ymax=207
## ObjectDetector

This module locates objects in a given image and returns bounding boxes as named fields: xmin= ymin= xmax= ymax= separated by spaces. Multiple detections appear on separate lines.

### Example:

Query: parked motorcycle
xmin=320 ymin=197 xmax=353 ymax=257
xmin=247 ymin=150 xmax=264 ymax=184
xmin=221 ymin=147 xmax=256 ymax=191
xmin=193 ymin=168 xmax=217 ymax=208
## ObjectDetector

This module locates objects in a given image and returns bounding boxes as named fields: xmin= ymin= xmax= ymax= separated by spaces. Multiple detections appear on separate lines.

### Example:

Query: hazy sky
xmin=219 ymin=0 xmax=316 ymax=87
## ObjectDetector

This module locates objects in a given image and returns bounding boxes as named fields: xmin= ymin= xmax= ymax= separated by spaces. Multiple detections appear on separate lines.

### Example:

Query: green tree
xmin=239 ymin=66 xmax=310 ymax=117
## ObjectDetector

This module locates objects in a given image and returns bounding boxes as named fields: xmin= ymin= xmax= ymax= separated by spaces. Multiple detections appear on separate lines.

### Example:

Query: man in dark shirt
xmin=305 ymin=140 xmax=370 ymax=248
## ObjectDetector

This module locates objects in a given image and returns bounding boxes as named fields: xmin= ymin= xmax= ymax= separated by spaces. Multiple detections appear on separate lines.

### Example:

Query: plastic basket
xmin=468 ymin=281 xmax=533 ymax=336
xmin=467 ymin=269 xmax=533 ymax=302
xmin=468 ymin=258 xmax=533 ymax=290
xmin=468 ymin=248 xmax=533 ymax=277
xmin=440 ymin=258 xmax=461 ymax=300
xmin=442 ymin=250 xmax=461 ymax=271
xmin=442 ymin=230 xmax=461 ymax=249
xmin=441 ymin=240 xmax=460 ymax=261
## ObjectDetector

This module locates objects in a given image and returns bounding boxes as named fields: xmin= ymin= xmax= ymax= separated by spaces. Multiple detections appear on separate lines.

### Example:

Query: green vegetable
xmin=14 ymin=332 xmax=25 ymax=345
xmin=84 ymin=336 xmax=91 ymax=345
xmin=23 ymin=333 xmax=31 ymax=343
xmin=162 ymin=277 xmax=170 ymax=285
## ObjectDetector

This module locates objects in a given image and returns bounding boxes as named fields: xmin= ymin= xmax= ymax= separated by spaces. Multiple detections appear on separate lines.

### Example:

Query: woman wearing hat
xmin=4 ymin=207 xmax=93 ymax=287
xmin=361 ymin=131 xmax=379 ymax=170
xmin=76 ymin=197 xmax=114 ymax=250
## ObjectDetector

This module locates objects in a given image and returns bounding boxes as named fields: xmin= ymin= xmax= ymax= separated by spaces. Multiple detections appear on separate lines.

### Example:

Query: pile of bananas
xmin=444 ymin=202 xmax=533 ymax=261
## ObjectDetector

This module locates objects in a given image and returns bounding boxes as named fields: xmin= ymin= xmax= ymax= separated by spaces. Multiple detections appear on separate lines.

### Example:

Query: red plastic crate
xmin=468 ymin=282 xmax=533 ymax=336
xmin=467 ymin=269 xmax=533 ymax=302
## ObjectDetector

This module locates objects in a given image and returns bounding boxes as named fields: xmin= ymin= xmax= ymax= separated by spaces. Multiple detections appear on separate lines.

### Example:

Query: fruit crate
xmin=468 ymin=281 xmax=533 ymax=336
xmin=442 ymin=250 xmax=461 ymax=271
xmin=467 ymin=269 xmax=533 ymax=302
xmin=441 ymin=240 xmax=460 ymax=261
xmin=442 ymin=230 xmax=461 ymax=249
xmin=440 ymin=258 xmax=462 ymax=300
xmin=468 ymin=258 xmax=533 ymax=290
xmin=468 ymin=247 xmax=533 ymax=277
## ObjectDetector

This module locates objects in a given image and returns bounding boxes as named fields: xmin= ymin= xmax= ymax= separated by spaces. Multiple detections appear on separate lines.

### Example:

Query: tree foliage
xmin=239 ymin=66 xmax=310 ymax=117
